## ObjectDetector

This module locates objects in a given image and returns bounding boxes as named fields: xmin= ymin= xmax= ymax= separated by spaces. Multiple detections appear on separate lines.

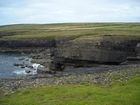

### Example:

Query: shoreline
xmin=0 ymin=34 xmax=140 ymax=94
xmin=0 ymin=64 xmax=140 ymax=94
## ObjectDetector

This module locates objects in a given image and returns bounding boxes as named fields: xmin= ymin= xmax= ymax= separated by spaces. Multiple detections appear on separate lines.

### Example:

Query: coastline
xmin=0 ymin=64 xmax=140 ymax=94
xmin=0 ymin=23 xmax=140 ymax=94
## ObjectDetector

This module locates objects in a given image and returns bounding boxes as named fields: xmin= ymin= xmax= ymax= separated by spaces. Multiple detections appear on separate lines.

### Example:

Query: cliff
xmin=51 ymin=35 xmax=140 ymax=70
xmin=0 ymin=39 xmax=55 ymax=52
xmin=0 ymin=35 xmax=140 ymax=71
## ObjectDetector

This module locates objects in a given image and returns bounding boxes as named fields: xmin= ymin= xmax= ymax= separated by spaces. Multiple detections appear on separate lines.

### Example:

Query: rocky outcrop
xmin=51 ymin=36 xmax=140 ymax=70
xmin=37 ymin=66 xmax=56 ymax=74
xmin=136 ymin=42 xmax=140 ymax=57
xmin=0 ymin=39 xmax=55 ymax=52
xmin=1 ymin=35 xmax=140 ymax=72
xmin=13 ymin=63 xmax=33 ymax=69
xmin=0 ymin=32 xmax=17 ymax=38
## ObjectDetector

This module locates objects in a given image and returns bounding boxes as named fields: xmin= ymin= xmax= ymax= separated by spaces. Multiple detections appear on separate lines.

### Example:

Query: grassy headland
xmin=0 ymin=23 xmax=140 ymax=40
xmin=0 ymin=23 xmax=140 ymax=105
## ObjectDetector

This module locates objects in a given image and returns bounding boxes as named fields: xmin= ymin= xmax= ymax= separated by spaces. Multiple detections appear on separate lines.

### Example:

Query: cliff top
xmin=0 ymin=23 xmax=140 ymax=40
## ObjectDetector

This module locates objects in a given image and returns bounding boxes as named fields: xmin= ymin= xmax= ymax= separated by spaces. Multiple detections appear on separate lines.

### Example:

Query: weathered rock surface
xmin=31 ymin=59 xmax=52 ymax=67
xmin=52 ymin=36 xmax=140 ymax=70
xmin=13 ymin=63 xmax=33 ymax=69
xmin=37 ymin=66 xmax=56 ymax=74
xmin=1 ymin=35 xmax=140 ymax=72
xmin=0 ymin=39 xmax=55 ymax=52
xmin=136 ymin=42 xmax=140 ymax=57
xmin=25 ymin=70 xmax=31 ymax=73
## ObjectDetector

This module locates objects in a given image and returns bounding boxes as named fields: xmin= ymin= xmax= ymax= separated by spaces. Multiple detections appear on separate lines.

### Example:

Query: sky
xmin=0 ymin=0 xmax=140 ymax=25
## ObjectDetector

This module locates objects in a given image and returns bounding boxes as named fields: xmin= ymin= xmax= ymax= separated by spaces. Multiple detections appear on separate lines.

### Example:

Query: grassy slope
xmin=0 ymin=23 xmax=140 ymax=40
xmin=0 ymin=73 xmax=140 ymax=105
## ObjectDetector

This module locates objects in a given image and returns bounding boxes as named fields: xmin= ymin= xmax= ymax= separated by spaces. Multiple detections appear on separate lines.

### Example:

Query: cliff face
xmin=52 ymin=36 xmax=140 ymax=69
xmin=0 ymin=35 xmax=140 ymax=71
xmin=0 ymin=39 xmax=55 ymax=52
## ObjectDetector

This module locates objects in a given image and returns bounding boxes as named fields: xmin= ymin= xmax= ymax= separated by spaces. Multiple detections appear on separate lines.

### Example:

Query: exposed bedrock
xmin=0 ymin=39 xmax=55 ymax=52
xmin=136 ymin=42 xmax=140 ymax=57
xmin=51 ymin=36 xmax=140 ymax=70
xmin=0 ymin=35 xmax=140 ymax=72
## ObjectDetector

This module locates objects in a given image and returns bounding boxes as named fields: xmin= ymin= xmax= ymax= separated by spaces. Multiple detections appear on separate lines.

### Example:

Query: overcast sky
xmin=0 ymin=0 xmax=140 ymax=25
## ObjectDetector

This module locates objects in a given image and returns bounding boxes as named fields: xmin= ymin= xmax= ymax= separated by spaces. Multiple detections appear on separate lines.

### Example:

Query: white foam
xmin=32 ymin=63 xmax=44 ymax=70
xmin=14 ymin=70 xmax=26 ymax=75
xmin=32 ymin=63 xmax=40 ymax=70
xmin=14 ymin=69 xmax=37 ymax=75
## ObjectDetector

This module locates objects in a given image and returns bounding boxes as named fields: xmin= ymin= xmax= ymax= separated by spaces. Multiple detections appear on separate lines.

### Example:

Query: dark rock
xmin=37 ymin=66 xmax=51 ymax=74
xmin=50 ymin=62 xmax=65 ymax=71
xmin=13 ymin=63 xmax=18 ymax=66
xmin=28 ymin=53 xmax=36 ymax=58
xmin=136 ymin=42 xmax=140 ymax=57
xmin=50 ymin=36 xmax=140 ymax=70
xmin=1 ymin=35 xmax=140 ymax=72
xmin=37 ymin=66 xmax=56 ymax=74
xmin=13 ymin=63 xmax=34 ymax=69
xmin=127 ymin=57 xmax=140 ymax=61
xmin=0 ymin=39 xmax=55 ymax=52
xmin=25 ymin=65 xmax=33 ymax=69
xmin=25 ymin=59 xmax=29 ymax=61
xmin=126 ymin=57 xmax=140 ymax=64
xmin=31 ymin=59 xmax=52 ymax=67
xmin=20 ymin=66 xmax=25 ymax=68
xmin=18 ymin=58 xmax=24 ymax=60
xmin=120 ymin=62 xmax=128 ymax=65
xmin=25 ymin=70 xmax=31 ymax=73
xmin=13 ymin=63 xmax=24 ymax=67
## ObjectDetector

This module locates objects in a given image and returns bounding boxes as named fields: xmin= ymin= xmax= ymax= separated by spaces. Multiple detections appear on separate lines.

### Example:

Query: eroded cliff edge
xmin=0 ymin=39 xmax=55 ymax=52
xmin=0 ymin=35 xmax=140 ymax=71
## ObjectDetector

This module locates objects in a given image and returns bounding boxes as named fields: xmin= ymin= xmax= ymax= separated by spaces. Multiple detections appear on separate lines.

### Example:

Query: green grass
xmin=0 ymin=74 xmax=140 ymax=105
xmin=0 ymin=23 xmax=140 ymax=40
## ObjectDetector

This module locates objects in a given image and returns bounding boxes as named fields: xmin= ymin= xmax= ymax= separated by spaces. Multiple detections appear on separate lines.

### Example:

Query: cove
xmin=0 ymin=53 xmax=36 ymax=78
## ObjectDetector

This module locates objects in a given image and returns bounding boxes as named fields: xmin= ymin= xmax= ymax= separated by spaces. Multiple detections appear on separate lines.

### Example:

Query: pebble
xmin=0 ymin=65 xmax=140 ymax=94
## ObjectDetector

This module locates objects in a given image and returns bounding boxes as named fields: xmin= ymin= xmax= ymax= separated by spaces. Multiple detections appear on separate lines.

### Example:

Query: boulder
xmin=31 ymin=59 xmax=52 ymax=67
xmin=13 ymin=63 xmax=24 ymax=67
xmin=37 ymin=66 xmax=56 ymax=74
xmin=18 ymin=58 xmax=25 ymax=60
xmin=25 ymin=65 xmax=33 ymax=69
xmin=20 ymin=66 xmax=25 ymax=68
xmin=25 ymin=70 xmax=31 ymax=73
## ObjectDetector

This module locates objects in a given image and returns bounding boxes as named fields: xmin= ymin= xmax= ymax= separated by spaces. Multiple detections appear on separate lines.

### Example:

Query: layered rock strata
xmin=51 ymin=36 xmax=140 ymax=70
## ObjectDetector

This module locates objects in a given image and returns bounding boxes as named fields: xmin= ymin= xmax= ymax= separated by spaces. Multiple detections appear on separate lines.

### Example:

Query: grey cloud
xmin=0 ymin=0 xmax=140 ymax=25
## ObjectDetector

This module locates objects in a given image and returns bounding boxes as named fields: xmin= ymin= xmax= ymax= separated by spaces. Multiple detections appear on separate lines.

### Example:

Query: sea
xmin=0 ymin=53 xmax=36 ymax=78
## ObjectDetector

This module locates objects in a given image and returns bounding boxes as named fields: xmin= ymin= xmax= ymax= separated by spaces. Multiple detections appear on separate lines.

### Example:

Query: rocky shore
xmin=11 ymin=35 xmax=140 ymax=75
xmin=0 ymin=35 xmax=140 ymax=94
xmin=0 ymin=64 xmax=140 ymax=94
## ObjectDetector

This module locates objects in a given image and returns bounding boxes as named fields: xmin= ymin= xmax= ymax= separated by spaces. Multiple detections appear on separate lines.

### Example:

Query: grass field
xmin=0 ymin=23 xmax=140 ymax=40
xmin=0 ymin=73 xmax=140 ymax=105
